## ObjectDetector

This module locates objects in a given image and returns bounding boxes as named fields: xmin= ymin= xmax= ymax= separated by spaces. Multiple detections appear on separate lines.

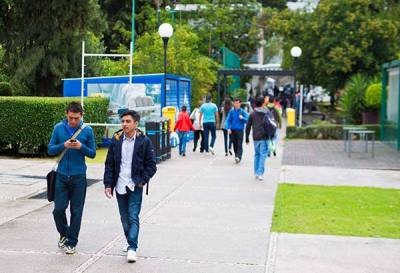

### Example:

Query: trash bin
xmin=162 ymin=106 xmax=177 ymax=132
xmin=286 ymin=108 xmax=296 ymax=127
xmin=145 ymin=117 xmax=171 ymax=163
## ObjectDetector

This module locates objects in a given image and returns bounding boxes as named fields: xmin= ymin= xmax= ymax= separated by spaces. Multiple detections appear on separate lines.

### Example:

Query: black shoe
xmin=225 ymin=153 xmax=228 ymax=156
xmin=182 ymin=153 xmax=186 ymax=157
xmin=193 ymin=147 xmax=196 ymax=152
xmin=273 ymin=151 xmax=276 ymax=156
xmin=200 ymin=149 xmax=204 ymax=153
xmin=229 ymin=150 xmax=233 ymax=156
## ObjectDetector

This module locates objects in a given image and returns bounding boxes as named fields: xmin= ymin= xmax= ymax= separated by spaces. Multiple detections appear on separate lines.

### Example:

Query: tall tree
xmin=0 ymin=0 xmax=106 ymax=96
xmin=191 ymin=0 xmax=261 ymax=62
xmin=258 ymin=0 xmax=400 ymax=100
xmin=99 ymin=25 xmax=219 ymax=105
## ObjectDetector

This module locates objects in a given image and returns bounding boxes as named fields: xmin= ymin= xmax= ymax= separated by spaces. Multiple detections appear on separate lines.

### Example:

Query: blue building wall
xmin=62 ymin=73 xmax=192 ymax=113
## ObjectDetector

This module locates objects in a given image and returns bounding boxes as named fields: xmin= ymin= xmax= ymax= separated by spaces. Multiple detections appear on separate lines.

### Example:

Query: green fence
xmin=220 ymin=47 xmax=240 ymax=93
xmin=381 ymin=60 xmax=400 ymax=151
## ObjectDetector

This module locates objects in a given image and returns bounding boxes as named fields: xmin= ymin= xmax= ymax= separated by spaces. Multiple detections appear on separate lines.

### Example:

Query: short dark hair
xmin=255 ymin=96 xmax=264 ymax=107
xmin=66 ymin=102 xmax=83 ymax=114
xmin=120 ymin=110 xmax=140 ymax=122
xmin=205 ymin=95 xmax=212 ymax=102
xmin=233 ymin=98 xmax=242 ymax=102
xmin=181 ymin=105 xmax=187 ymax=112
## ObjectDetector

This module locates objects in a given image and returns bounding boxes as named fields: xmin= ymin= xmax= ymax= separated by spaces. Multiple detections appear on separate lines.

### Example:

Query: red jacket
xmin=175 ymin=112 xmax=195 ymax=132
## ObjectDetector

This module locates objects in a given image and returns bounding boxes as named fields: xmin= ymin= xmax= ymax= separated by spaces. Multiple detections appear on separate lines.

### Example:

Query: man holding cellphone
xmin=48 ymin=102 xmax=96 ymax=254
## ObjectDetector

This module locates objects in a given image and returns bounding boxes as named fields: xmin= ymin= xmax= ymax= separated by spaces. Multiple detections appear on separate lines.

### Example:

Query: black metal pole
xmin=163 ymin=37 xmax=168 ymax=107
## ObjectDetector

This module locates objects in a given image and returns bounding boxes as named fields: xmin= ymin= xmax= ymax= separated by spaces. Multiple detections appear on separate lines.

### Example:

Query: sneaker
xmin=273 ymin=151 xmax=277 ymax=156
xmin=255 ymin=175 xmax=259 ymax=180
xmin=258 ymin=176 xmax=264 ymax=181
xmin=209 ymin=147 xmax=215 ymax=155
xmin=58 ymin=236 xmax=67 ymax=249
xmin=235 ymin=157 xmax=241 ymax=163
xmin=123 ymin=244 xmax=129 ymax=253
xmin=225 ymin=153 xmax=228 ymax=156
xmin=65 ymin=245 xmax=76 ymax=255
xmin=193 ymin=147 xmax=196 ymax=152
xmin=229 ymin=150 xmax=233 ymax=156
xmin=182 ymin=153 xmax=186 ymax=157
xmin=127 ymin=249 xmax=137 ymax=263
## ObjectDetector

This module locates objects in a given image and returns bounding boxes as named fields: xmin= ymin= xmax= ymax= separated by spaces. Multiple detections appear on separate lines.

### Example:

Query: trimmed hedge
xmin=286 ymin=124 xmax=381 ymax=140
xmin=0 ymin=97 xmax=109 ymax=155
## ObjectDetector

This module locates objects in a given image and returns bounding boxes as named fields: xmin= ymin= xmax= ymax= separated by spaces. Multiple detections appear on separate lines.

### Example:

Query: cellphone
xmin=70 ymin=139 xmax=77 ymax=143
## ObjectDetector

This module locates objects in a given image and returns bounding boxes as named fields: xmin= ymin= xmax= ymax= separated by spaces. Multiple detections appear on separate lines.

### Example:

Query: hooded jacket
xmin=245 ymin=108 xmax=268 ymax=142
xmin=48 ymin=119 xmax=96 ymax=176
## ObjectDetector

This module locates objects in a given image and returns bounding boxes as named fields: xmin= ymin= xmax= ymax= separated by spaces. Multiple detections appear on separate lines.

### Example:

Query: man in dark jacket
xmin=245 ymin=97 xmax=269 ymax=181
xmin=103 ymin=110 xmax=157 ymax=263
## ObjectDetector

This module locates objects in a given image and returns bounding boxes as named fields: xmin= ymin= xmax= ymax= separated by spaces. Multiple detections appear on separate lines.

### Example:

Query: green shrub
xmin=365 ymin=83 xmax=382 ymax=111
xmin=0 ymin=97 xmax=109 ymax=155
xmin=0 ymin=82 xmax=13 ymax=96
xmin=286 ymin=124 xmax=381 ymax=140
xmin=231 ymin=88 xmax=247 ymax=102
xmin=339 ymin=74 xmax=369 ymax=124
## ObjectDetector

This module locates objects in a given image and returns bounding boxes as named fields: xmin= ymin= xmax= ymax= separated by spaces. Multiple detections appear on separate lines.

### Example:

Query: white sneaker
xmin=209 ymin=147 xmax=215 ymax=155
xmin=258 ymin=176 xmax=264 ymax=181
xmin=235 ymin=157 xmax=240 ymax=163
xmin=127 ymin=249 xmax=137 ymax=263
xmin=122 ymin=244 xmax=129 ymax=252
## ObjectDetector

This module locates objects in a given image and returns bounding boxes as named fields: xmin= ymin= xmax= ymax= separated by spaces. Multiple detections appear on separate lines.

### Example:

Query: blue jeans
xmin=178 ymin=131 xmax=188 ymax=155
xmin=203 ymin=122 xmax=216 ymax=152
xmin=116 ymin=186 xmax=143 ymax=251
xmin=53 ymin=174 xmax=87 ymax=247
xmin=254 ymin=140 xmax=269 ymax=176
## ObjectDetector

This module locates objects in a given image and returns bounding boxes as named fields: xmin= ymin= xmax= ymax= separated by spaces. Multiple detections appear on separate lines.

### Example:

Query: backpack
xmin=263 ymin=109 xmax=277 ymax=138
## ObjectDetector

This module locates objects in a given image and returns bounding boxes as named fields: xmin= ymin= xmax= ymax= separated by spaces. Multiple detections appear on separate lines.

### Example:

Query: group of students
xmin=173 ymin=94 xmax=282 ymax=180
xmin=47 ymin=97 xmax=281 ymax=264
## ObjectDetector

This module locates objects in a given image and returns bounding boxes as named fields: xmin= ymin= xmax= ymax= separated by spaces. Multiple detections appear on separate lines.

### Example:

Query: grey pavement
xmin=267 ymin=233 xmax=400 ymax=273
xmin=0 ymin=130 xmax=282 ymax=273
xmin=282 ymin=139 xmax=400 ymax=170
xmin=1 ymin=125 xmax=400 ymax=273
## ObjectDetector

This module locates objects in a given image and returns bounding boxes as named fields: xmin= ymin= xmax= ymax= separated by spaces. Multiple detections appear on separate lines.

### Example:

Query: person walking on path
xmin=190 ymin=102 xmax=205 ymax=153
xmin=225 ymin=98 xmax=249 ymax=163
xmin=265 ymin=96 xmax=282 ymax=157
xmin=48 ymin=101 xmax=96 ymax=255
xmin=175 ymin=105 xmax=195 ymax=156
xmin=220 ymin=98 xmax=233 ymax=156
xmin=245 ymin=96 xmax=269 ymax=181
xmin=103 ymin=110 xmax=157 ymax=263
xmin=199 ymin=95 xmax=219 ymax=155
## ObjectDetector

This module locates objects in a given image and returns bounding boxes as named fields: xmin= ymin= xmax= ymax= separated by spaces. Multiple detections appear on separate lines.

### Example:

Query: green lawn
xmin=86 ymin=148 xmax=108 ymax=164
xmin=272 ymin=183 xmax=400 ymax=238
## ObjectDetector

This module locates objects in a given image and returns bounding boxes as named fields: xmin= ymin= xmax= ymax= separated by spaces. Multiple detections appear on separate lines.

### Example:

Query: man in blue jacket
xmin=225 ymin=98 xmax=249 ymax=163
xmin=103 ymin=110 xmax=157 ymax=263
xmin=48 ymin=101 xmax=96 ymax=255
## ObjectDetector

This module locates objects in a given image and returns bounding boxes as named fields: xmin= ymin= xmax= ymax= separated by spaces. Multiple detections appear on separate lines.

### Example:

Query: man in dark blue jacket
xmin=48 ymin=101 xmax=96 ymax=255
xmin=103 ymin=110 xmax=157 ymax=263
xmin=225 ymin=98 xmax=249 ymax=163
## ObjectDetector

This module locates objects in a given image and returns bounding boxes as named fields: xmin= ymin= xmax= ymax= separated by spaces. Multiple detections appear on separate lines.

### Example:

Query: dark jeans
xmin=53 ymin=173 xmax=87 ymax=247
xmin=193 ymin=130 xmax=204 ymax=152
xmin=202 ymin=122 xmax=216 ymax=152
xmin=222 ymin=129 xmax=232 ymax=153
xmin=116 ymin=186 xmax=143 ymax=251
xmin=231 ymin=130 xmax=244 ymax=159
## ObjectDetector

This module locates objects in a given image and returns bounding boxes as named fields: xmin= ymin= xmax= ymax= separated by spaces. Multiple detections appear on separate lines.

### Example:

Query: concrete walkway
xmin=0 ymin=130 xmax=283 ymax=273
xmin=1 ymin=126 xmax=399 ymax=273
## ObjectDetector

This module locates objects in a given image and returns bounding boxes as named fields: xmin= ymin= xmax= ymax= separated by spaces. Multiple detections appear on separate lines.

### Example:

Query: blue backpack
xmin=263 ymin=109 xmax=277 ymax=138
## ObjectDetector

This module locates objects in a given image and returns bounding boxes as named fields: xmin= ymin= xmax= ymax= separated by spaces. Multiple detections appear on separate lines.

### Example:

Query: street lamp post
xmin=158 ymin=23 xmax=174 ymax=107
xmin=290 ymin=46 xmax=303 ymax=127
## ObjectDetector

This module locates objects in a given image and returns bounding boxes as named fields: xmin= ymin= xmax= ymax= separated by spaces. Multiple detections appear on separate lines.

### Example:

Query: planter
xmin=361 ymin=111 xmax=379 ymax=124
